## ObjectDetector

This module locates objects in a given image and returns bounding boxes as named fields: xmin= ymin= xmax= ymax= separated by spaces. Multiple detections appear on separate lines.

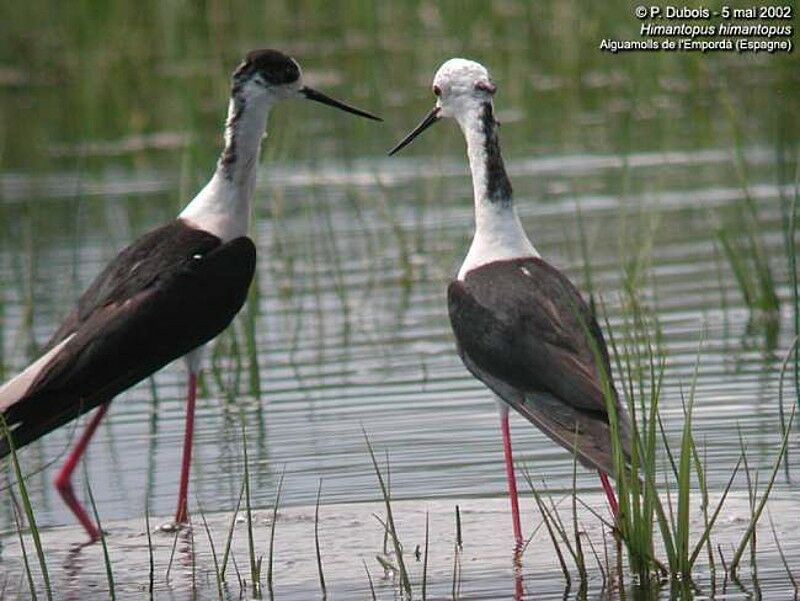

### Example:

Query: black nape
xmin=480 ymin=102 xmax=513 ymax=203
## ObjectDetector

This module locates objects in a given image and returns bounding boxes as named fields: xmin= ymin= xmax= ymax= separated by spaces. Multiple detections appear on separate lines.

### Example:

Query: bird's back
xmin=448 ymin=257 xmax=631 ymax=473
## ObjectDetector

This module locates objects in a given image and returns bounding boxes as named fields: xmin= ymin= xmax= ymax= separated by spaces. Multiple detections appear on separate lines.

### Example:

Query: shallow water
xmin=2 ymin=493 xmax=800 ymax=600
xmin=1 ymin=2 xmax=799 ymax=598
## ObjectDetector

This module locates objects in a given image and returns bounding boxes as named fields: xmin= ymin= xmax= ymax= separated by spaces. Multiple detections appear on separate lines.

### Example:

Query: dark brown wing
xmin=448 ymin=257 xmax=630 ymax=469
xmin=460 ymin=353 xmax=622 ymax=473
xmin=45 ymin=220 xmax=223 ymax=349
xmin=1 ymin=233 xmax=256 ymax=456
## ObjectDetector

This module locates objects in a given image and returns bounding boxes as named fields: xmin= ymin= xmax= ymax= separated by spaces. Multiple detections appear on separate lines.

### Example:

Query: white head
xmin=432 ymin=58 xmax=496 ymax=121
xmin=230 ymin=49 xmax=381 ymax=119
xmin=389 ymin=58 xmax=496 ymax=155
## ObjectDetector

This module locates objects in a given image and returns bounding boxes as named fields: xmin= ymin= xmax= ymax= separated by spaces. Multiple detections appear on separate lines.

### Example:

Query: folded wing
xmin=448 ymin=257 xmax=630 ymax=472
xmin=1 ymin=222 xmax=255 ymax=456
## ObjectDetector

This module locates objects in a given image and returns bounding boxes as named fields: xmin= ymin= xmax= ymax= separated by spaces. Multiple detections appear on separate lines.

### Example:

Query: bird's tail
xmin=508 ymin=389 xmax=632 ymax=478
xmin=0 ymin=336 xmax=79 ymax=458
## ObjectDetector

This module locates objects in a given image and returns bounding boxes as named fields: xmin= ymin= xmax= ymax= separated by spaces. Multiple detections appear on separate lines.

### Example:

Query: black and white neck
xmin=180 ymin=86 xmax=273 ymax=243
xmin=178 ymin=48 xmax=382 ymax=243
xmin=455 ymin=98 xmax=538 ymax=280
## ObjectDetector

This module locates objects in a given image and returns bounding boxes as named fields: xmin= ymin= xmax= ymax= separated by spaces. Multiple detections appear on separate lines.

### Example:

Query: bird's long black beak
xmin=301 ymin=86 xmax=382 ymax=121
xmin=388 ymin=106 xmax=441 ymax=156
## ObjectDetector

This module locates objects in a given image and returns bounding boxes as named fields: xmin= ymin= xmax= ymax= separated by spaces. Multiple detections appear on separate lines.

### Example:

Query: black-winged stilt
xmin=0 ymin=49 xmax=381 ymax=542
xmin=389 ymin=58 xmax=630 ymax=547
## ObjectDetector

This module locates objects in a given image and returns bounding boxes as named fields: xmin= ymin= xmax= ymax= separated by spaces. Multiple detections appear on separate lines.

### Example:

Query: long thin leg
xmin=599 ymin=470 xmax=619 ymax=518
xmin=174 ymin=371 xmax=198 ymax=523
xmin=499 ymin=404 xmax=523 ymax=547
xmin=53 ymin=404 xmax=109 ymax=542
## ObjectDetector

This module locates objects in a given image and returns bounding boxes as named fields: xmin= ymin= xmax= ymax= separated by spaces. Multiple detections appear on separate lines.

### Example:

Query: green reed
xmin=1 ymin=417 xmax=51 ymax=600
xmin=266 ymin=465 xmax=286 ymax=596
xmin=10 ymin=492 xmax=36 ymax=601
xmin=781 ymin=175 xmax=799 ymax=409
xmin=314 ymin=479 xmax=327 ymax=598
xmin=716 ymin=107 xmax=781 ymax=317
xmin=220 ymin=478 xmax=246 ymax=582
xmin=144 ymin=500 xmax=154 ymax=597
xmin=363 ymin=429 xmax=412 ymax=598
xmin=240 ymin=420 xmax=261 ymax=597
xmin=85 ymin=475 xmax=115 ymax=600
xmin=197 ymin=498 xmax=224 ymax=601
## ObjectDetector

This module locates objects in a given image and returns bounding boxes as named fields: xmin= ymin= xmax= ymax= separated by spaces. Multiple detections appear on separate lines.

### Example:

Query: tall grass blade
xmin=778 ymin=336 xmax=799 ymax=476
xmin=451 ymin=512 xmax=462 ymax=600
xmin=221 ymin=478 xmax=246 ymax=581
xmin=1 ymin=416 xmax=51 ymax=600
xmin=584 ymin=527 xmax=607 ymax=589
xmin=144 ymin=499 xmax=154 ymax=597
xmin=197 ymin=499 xmax=224 ymax=600
xmin=677 ymin=350 xmax=702 ymax=577
xmin=455 ymin=504 xmax=462 ymax=548
xmin=452 ymin=505 xmax=463 ymax=600
xmin=539 ymin=481 xmax=579 ymax=567
xmin=729 ymin=405 xmax=796 ymax=576
xmin=314 ymin=479 xmax=327 ymax=598
xmin=768 ymin=511 xmax=798 ymax=595
xmin=787 ymin=182 xmax=799 ymax=409
xmin=522 ymin=468 xmax=571 ymax=585
xmin=164 ymin=519 xmax=181 ymax=583
xmin=422 ymin=510 xmax=429 ymax=600
xmin=240 ymin=419 xmax=261 ymax=596
xmin=86 ymin=474 xmax=115 ymax=600
xmin=570 ymin=435 xmax=586 ymax=582
xmin=689 ymin=455 xmax=742 ymax=568
xmin=267 ymin=466 xmax=286 ymax=595
xmin=362 ymin=558 xmax=377 ymax=601
xmin=10 ymin=495 xmax=36 ymax=601
xmin=362 ymin=429 xmax=412 ymax=598
xmin=382 ymin=450 xmax=391 ymax=555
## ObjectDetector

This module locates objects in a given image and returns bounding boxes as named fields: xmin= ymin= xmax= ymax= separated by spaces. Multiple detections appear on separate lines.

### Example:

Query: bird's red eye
xmin=474 ymin=80 xmax=497 ymax=94
xmin=432 ymin=85 xmax=441 ymax=97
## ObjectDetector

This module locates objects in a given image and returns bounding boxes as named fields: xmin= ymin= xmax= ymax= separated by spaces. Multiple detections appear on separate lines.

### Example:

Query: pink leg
xmin=53 ymin=404 xmax=109 ymax=542
xmin=500 ymin=406 xmax=523 ymax=547
xmin=599 ymin=470 xmax=619 ymax=518
xmin=174 ymin=371 xmax=198 ymax=524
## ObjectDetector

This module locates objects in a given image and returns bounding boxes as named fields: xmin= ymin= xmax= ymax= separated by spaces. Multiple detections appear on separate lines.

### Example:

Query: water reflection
xmin=1 ymin=1 xmax=798 ymax=598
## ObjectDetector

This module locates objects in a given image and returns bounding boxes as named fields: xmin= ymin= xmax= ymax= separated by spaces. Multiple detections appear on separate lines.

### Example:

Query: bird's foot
xmin=158 ymin=520 xmax=189 ymax=534
xmin=68 ymin=528 xmax=105 ymax=551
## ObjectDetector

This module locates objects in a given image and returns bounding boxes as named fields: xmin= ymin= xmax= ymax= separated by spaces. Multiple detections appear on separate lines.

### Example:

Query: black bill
xmin=388 ymin=106 xmax=441 ymax=156
xmin=301 ymin=86 xmax=382 ymax=121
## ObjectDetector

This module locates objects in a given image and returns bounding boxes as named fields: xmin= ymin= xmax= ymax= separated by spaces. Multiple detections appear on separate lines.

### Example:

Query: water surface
xmin=1 ymin=2 xmax=798 ymax=598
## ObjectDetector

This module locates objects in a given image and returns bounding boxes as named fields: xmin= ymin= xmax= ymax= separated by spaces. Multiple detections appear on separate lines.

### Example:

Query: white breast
xmin=457 ymin=207 xmax=539 ymax=280
xmin=179 ymin=174 xmax=251 ymax=243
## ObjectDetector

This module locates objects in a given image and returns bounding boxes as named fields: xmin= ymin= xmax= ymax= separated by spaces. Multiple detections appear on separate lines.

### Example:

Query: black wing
xmin=1 ymin=220 xmax=256 ymax=455
xmin=448 ymin=257 xmax=630 ymax=472
xmin=45 ymin=220 xmax=223 ymax=348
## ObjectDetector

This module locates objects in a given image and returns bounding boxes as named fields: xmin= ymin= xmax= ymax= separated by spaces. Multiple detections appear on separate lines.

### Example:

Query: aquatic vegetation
xmin=314 ymin=479 xmax=327 ymax=598
xmin=266 ymin=465 xmax=286 ymax=596
xmin=781 ymin=177 xmax=800 ymax=410
xmin=0 ymin=2 xmax=797 ymax=599
xmin=197 ymin=500 xmax=224 ymax=600
xmin=364 ymin=430 xmax=412 ymax=598
xmin=240 ymin=421 xmax=261 ymax=596
xmin=85 ymin=476 xmax=115 ymax=599
xmin=1 ymin=417 xmax=52 ymax=600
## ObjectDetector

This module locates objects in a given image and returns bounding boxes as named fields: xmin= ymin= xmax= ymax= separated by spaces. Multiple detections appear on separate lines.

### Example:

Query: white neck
xmin=180 ymin=94 xmax=272 ymax=242
xmin=456 ymin=102 xmax=538 ymax=280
